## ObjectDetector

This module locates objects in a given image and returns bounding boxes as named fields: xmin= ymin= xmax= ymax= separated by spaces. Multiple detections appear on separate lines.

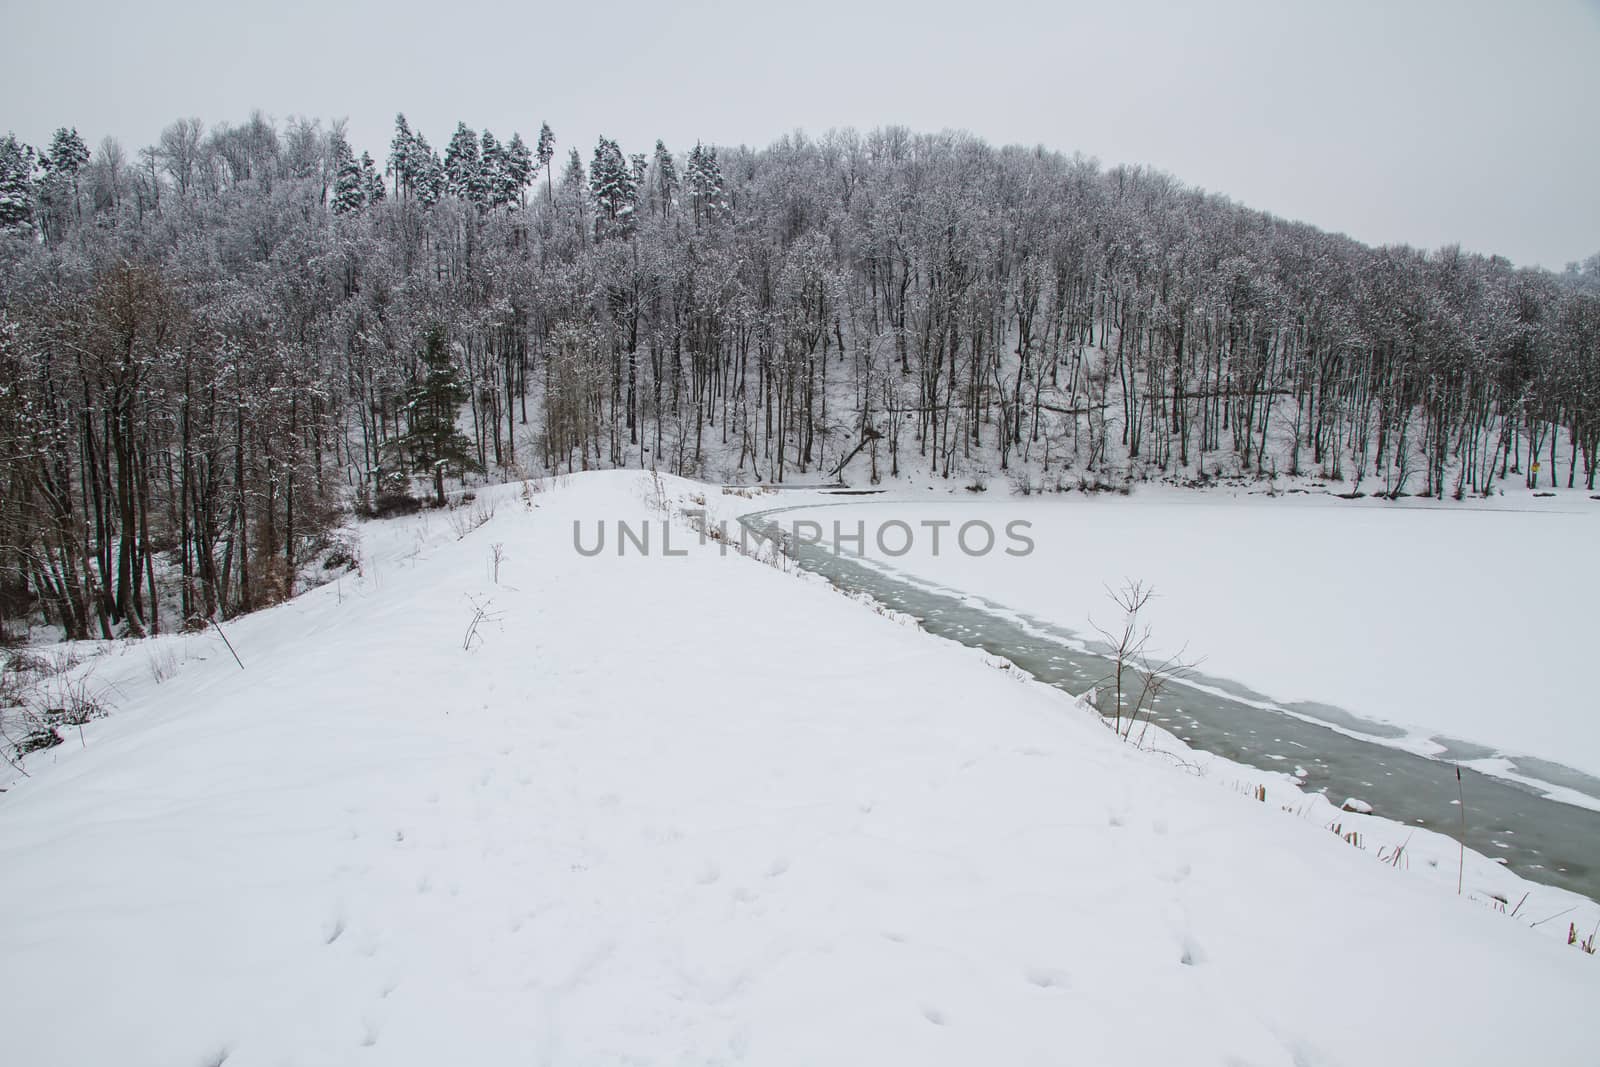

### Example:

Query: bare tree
xmin=1089 ymin=580 xmax=1197 ymax=746
xmin=1089 ymin=580 xmax=1154 ymax=738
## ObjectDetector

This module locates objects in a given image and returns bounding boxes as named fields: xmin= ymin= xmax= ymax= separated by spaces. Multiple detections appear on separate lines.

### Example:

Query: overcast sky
xmin=3 ymin=0 xmax=1597 ymax=268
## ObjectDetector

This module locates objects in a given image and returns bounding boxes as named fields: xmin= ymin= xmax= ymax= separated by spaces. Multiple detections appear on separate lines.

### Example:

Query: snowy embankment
xmin=1 ymin=472 xmax=1596 ymax=1066
xmin=771 ymin=487 xmax=1600 ymax=795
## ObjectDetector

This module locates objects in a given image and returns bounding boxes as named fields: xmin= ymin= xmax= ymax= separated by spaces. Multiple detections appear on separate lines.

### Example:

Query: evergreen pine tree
xmin=45 ymin=128 xmax=90 ymax=178
xmin=331 ymin=136 xmax=365 ymax=215
xmin=685 ymin=142 xmax=729 ymax=227
xmin=652 ymin=139 xmax=678 ymax=218
xmin=42 ymin=128 xmax=88 ymax=226
xmin=505 ymin=133 xmax=533 ymax=207
xmin=557 ymin=148 xmax=586 ymax=235
xmin=443 ymin=122 xmax=482 ymax=204
xmin=391 ymin=327 xmax=480 ymax=506
xmin=535 ymin=123 xmax=556 ymax=202
xmin=0 ymin=134 xmax=38 ymax=234
xmin=360 ymin=152 xmax=386 ymax=205
xmin=412 ymin=135 xmax=446 ymax=208
xmin=589 ymin=136 xmax=638 ymax=238
xmin=389 ymin=114 xmax=415 ymax=198
xmin=480 ymin=130 xmax=514 ymax=210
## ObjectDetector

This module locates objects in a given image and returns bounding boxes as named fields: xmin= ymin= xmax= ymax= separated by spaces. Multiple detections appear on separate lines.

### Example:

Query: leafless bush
xmin=148 ymin=644 xmax=181 ymax=684
xmin=1089 ymin=580 xmax=1153 ymax=738
xmin=684 ymin=507 xmax=795 ymax=572
xmin=367 ymin=488 xmax=422 ymax=519
xmin=1089 ymin=580 xmax=1197 ymax=746
xmin=490 ymin=543 xmax=507 ymax=584
xmin=3 ymin=650 xmax=50 ymax=684
xmin=37 ymin=673 xmax=110 ymax=726
xmin=448 ymin=497 xmax=496 ymax=540
xmin=1128 ymin=646 xmax=1196 ymax=749
xmin=645 ymin=467 xmax=670 ymax=514
xmin=1 ymin=652 xmax=113 ymax=769
xmin=461 ymin=595 xmax=503 ymax=652
xmin=322 ymin=534 xmax=362 ymax=576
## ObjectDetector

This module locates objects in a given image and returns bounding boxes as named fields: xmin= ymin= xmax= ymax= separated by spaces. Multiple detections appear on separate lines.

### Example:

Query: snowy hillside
xmin=1 ymin=473 xmax=1596 ymax=1066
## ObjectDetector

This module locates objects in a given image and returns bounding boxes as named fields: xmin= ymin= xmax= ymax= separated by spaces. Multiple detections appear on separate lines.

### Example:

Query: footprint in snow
xmin=697 ymin=861 xmax=721 ymax=885
xmin=729 ymin=1025 xmax=752 ymax=1059
xmin=1024 ymin=966 xmax=1072 ymax=990
xmin=919 ymin=1004 xmax=947 ymax=1026
xmin=766 ymin=856 xmax=790 ymax=878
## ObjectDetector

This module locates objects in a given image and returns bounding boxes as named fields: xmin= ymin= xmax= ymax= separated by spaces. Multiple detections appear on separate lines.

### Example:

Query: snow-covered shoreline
xmin=2 ymin=472 xmax=1596 ymax=1066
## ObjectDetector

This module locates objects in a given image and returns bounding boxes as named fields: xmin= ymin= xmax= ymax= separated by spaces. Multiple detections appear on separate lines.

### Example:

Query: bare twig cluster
xmin=447 ymin=496 xmax=496 ymax=540
xmin=0 ymin=647 xmax=110 ymax=770
xmin=461 ymin=594 xmax=503 ymax=652
xmin=1088 ymin=580 xmax=1198 ymax=747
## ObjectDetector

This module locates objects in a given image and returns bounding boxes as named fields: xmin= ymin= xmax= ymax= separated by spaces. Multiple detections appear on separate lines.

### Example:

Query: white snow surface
xmin=1 ymin=473 xmax=1596 ymax=1066
xmin=773 ymin=487 xmax=1600 ymax=787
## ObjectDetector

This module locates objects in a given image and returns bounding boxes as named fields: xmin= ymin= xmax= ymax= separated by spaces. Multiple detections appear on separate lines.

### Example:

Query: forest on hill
xmin=1 ymin=114 xmax=1598 ymax=640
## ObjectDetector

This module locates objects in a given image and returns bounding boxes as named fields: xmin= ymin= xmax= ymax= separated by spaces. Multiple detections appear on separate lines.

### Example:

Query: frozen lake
xmin=747 ymin=490 xmax=1600 ymax=900
xmin=769 ymin=489 xmax=1600 ymax=788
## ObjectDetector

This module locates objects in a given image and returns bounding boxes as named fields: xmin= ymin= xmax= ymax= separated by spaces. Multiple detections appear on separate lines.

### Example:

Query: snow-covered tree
xmin=535 ymin=122 xmax=555 ymax=201
xmin=443 ymin=122 xmax=483 ymax=205
xmin=331 ymin=136 xmax=364 ymax=215
xmin=481 ymin=130 xmax=516 ymax=210
xmin=505 ymin=132 xmax=533 ymax=207
xmin=360 ymin=152 xmax=385 ymax=205
xmin=389 ymin=113 xmax=415 ymax=198
xmin=0 ymin=134 xmax=38 ymax=234
xmin=685 ymin=142 xmax=728 ymax=227
xmin=412 ymin=134 xmax=445 ymax=207
xmin=37 ymin=127 xmax=89 ymax=238
xmin=589 ymin=136 xmax=638 ymax=238
xmin=391 ymin=328 xmax=480 ymax=506
xmin=652 ymin=139 xmax=678 ymax=218
xmin=156 ymin=118 xmax=204 ymax=196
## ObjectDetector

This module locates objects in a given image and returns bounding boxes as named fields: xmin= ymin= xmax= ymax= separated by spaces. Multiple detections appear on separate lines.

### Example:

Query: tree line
xmin=1 ymin=114 xmax=1597 ymax=640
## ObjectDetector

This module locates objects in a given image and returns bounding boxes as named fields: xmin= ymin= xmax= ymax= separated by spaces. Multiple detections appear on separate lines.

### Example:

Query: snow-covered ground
xmin=772 ymin=487 xmax=1600 ymax=790
xmin=1 ymin=473 xmax=1596 ymax=1066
